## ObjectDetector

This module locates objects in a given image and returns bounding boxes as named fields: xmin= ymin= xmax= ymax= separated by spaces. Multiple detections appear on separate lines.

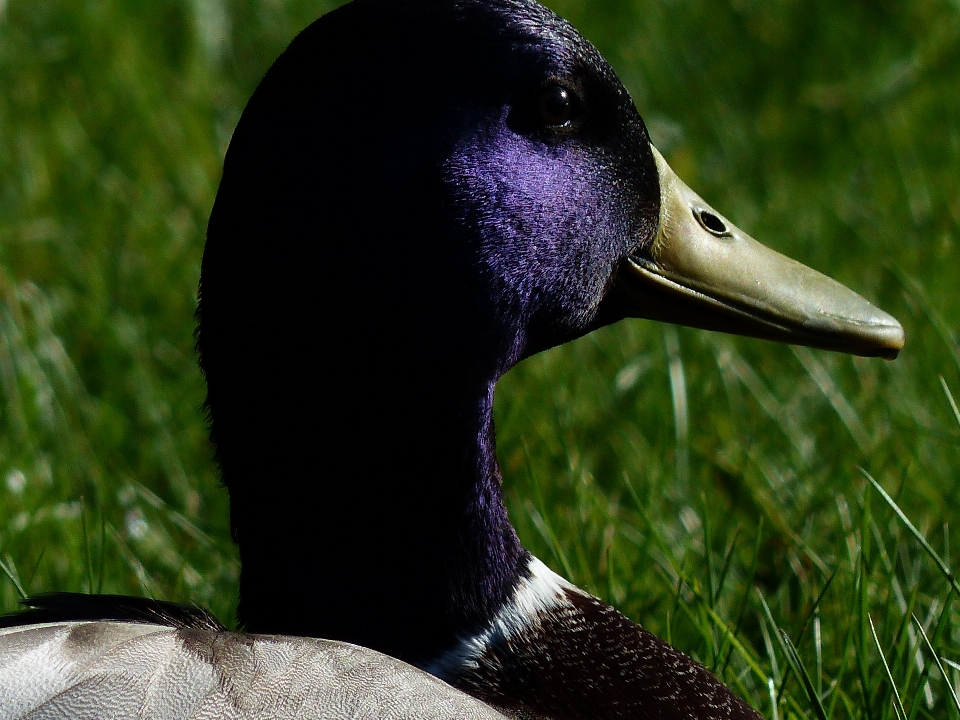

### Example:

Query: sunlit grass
xmin=1 ymin=1 xmax=958 ymax=718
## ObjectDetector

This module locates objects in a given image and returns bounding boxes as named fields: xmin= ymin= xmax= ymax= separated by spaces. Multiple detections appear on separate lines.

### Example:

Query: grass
xmin=0 ymin=0 xmax=958 ymax=717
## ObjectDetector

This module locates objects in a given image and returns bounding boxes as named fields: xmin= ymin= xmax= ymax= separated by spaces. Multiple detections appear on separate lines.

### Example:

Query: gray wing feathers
xmin=0 ymin=622 xmax=508 ymax=720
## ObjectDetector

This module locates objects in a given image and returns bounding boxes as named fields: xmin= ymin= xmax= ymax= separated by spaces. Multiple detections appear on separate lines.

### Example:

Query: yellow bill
xmin=617 ymin=147 xmax=904 ymax=359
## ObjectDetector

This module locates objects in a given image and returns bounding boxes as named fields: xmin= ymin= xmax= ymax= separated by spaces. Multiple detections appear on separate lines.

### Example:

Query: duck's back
xmin=0 ymin=622 xmax=509 ymax=720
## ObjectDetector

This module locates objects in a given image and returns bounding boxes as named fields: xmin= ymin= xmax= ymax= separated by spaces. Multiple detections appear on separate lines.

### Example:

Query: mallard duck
xmin=0 ymin=0 xmax=903 ymax=718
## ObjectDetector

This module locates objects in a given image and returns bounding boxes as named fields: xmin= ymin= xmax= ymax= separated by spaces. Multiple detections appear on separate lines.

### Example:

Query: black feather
xmin=0 ymin=592 xmax=224 ymax=632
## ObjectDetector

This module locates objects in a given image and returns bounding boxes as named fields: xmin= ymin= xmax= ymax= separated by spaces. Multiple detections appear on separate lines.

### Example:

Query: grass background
xmin=1 ymin=0 xmax=958 ymax=717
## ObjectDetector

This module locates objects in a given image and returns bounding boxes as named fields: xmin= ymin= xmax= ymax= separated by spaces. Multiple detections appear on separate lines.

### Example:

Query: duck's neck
xmin=224 ymin=354 xmax=526 ymax=665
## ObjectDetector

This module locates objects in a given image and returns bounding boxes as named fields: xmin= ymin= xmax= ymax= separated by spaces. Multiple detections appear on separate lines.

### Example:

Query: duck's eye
xmin=694 ymin=207 xmax=731 ymax=237
xmin=536 ymin=84 xmax=575 ymax=127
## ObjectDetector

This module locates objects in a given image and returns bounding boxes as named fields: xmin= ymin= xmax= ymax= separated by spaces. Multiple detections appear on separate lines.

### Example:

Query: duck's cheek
xmin=444 ymin=132 xmax=629 ymax=334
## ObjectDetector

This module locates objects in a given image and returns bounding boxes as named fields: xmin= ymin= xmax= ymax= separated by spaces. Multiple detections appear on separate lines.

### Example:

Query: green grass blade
xmin=779 ymin=628 xmax=830 ymax=720
xmin=912 ymin=613 xmax=960 ymax=715
xmin=869 ymin=614 xmax=907 ymax=720
xmin=863 ymin=470 xmax=960 ymax=597
xmin=0 ymin=554 xmax=27 ymax=599
xmin=939 ymin=375 xmax=960 ymax=431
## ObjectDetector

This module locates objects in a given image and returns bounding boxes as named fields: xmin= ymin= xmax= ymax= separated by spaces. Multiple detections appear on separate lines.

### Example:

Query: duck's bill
xmin=616 ymin=147 xmax=904 ymax=359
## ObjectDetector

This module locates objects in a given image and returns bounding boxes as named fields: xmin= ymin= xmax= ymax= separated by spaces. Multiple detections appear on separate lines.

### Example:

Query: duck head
xmin=197 ymin=0 xmax=902 ymax=713
xmin=201 ymin=0 xmax=901 ymax=391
